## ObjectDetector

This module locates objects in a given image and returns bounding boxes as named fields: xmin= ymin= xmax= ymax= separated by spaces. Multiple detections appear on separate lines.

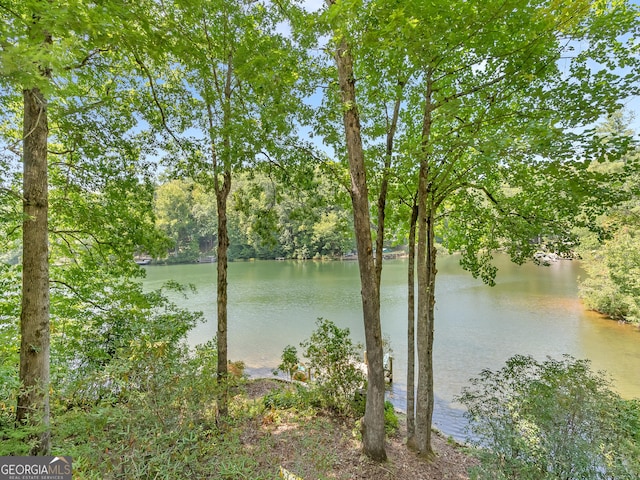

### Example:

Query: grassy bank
xmin=50 ymin=378 xmax=475 ymax=479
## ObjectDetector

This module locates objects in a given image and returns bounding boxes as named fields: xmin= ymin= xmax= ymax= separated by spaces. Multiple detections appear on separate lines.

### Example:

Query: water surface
xmin=142 ymin=256 xmax=640 ymax=439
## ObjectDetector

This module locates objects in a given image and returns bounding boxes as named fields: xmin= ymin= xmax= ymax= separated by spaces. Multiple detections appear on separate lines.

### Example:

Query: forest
xmin=1 ymin=0 xmax=640 ymax=478
xmin=152 ymin=171 xmax=356 ymax=262
xmin=151 ymin=109 xmax=640 ymax=324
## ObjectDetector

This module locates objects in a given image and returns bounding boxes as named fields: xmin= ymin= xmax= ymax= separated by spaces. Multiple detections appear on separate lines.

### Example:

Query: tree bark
xmin=415 ymin=200 xmax=437 ymax=459
xmin=334 ymin=36 xmax=387 ymax=461
xmin=214 ymin=53 xmax=234 ymax=419
xmin=406 ymin=202 xmax=418 ymax=449
xmin=17 ymin=86 xmax=51 ymax=456
xmin=414 ymin=71 xmax=436 ymax=459
xmin=215 ymin=171 xmax=231 ymax=418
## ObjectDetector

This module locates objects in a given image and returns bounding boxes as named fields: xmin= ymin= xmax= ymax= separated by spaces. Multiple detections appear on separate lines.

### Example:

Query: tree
xmin=314 ymin=0 xmax=640 ymax=459
xmin=1 ymin=0 xmax=59 ymax=453
xmin=1 ymin=0 xmax=172 ymax=453
xmin=580 ymin=226 xmax=640 ymax=322
xmin=270 ymin=167 xmax=354 ymax=260
xmin=19 ymin=62 xmax=51 ymax=456
xmin=191 ymin=182 xmax=218 ymax=253
xmin=134 ymin=0 xmax=307 ymax=417
xmin=155 ymin=180 xmax=198 ymax=258
xmin=322 ymin=0 xmax=388 ymax=461
xmin=400 ymin=0 xmax=639 ymax=456
xmin=576 ymin=111 xmax=640 ymax=323
xmin=150 ymin=170 xmax=355 ymax=261
xmin=154 ymin=179 xmax=219 ymax=260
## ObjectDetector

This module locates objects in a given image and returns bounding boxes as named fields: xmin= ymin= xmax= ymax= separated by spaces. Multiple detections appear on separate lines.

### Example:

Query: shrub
xmin=53 ymin=335 xmax=223 ymax=478
xmin=300 ymin=318 xmax=366 ymax=416
xmin=273 ymin=345 xmax=300 ymax=381
xmin=384 ymin=401 xmax=399 ymax=435
xmin=457 ymin=354 xmax=640 ymax=480
xmin=263 ymin=384 xmax=318 ymax=411
xmin=351 ymin=395 xmax=398 ymax=436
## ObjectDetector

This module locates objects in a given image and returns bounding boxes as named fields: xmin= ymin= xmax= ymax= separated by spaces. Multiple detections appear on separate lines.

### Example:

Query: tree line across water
xmin=151 ymin=120 xmax=640 ymax=326
xmin=153 ymin=171 xmax=356 ymax=262
xmin=1 ymin=0 xmax=640 ymax=473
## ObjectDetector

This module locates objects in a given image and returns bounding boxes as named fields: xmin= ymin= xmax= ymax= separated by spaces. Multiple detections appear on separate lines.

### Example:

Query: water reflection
xmin=142 ymin=255 xmax=639 ymax=440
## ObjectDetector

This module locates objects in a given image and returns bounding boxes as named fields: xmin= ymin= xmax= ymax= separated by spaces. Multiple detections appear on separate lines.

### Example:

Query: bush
xmin=384 ymin=401 xmax=399 ymax=435
xmin=273 ymin=345 xmax=300 ymax=381
xmin=263 ymin=384 xmax=319 ymax=411
xmin=457 ymin=354 xmax=640 ymax=480
xmin=351 ymin=394 xmax=397 ymax=436
xmin=300 ymin=318 xmax=366 ymax=416
xmin=52 ymin=336 xmax=223 ymax=478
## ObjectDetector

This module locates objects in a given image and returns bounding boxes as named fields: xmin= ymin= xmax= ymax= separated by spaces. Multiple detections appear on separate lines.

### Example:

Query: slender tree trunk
xmin=414 ymin=71 xmax=436 ymax=459
xmin=415 ymin=201 xmax=437 ymax=459
xmin=374 ymin=91 xmax=402 ymax=286
xmin=17 ymin=86 xmax=51 ymax=456
xmin=334 ymin=36 xmax=387 ymax=461
xmin=374 ymin=171 xmax=387 ymax=286
xmin=215 ymin=172 xmax=231 ymax=417
xmin=213 ymin=53 xmax=234 ymax=419
xmin=406 ymin=202 xmax=418 ymax=449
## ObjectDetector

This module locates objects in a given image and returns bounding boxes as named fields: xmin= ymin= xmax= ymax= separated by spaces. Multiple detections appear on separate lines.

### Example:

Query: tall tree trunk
xmin=414 ymin=71 xmax=436 ymax=459
xmin=406 ymin=202 xmax=418 ymax=449
xmin=334 ymin=36 xmax=387 ymax=461
xmin=17 ymin=86 xmax=51 ymax=456
xmin=215 ymin=172 xmax=231 ymax=418
xmin=212 ymin=53 xmax=234 ymax=419
xmin=415 ymin=201 xmax=437 ymax=459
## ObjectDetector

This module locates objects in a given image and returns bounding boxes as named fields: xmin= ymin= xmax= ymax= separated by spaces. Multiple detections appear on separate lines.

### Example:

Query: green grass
xmin=41 ymin=380 xmax=368 ymax=479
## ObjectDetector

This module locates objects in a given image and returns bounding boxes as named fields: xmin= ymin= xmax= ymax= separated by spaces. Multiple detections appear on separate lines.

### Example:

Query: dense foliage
xmin=268 ymin=318 xmax=398 ymax=434
xmin=300 ymin=318 xmax=367 ymax=416
xmin=579 ymin=224 xmax=640 ymax=322
xmin=458 ymin=355 xmax=640 ymax=480
xmin=1 ymin=0 xmax=639 ymax=466
xmin=576 ymin=112 xmax=640 ymax=323
xmin=153 ymin=172 xmax=355 ymax=261
xmin=0 ymin=279 xmax=204 ymax=455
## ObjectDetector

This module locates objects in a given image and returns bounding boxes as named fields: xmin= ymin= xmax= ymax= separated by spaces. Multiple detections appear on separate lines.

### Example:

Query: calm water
xmin=142 ymin=256 xmax=640 ymax=440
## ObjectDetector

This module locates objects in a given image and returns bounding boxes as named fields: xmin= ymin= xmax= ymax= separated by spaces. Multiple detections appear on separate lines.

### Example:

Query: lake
xmin=142 ymin=255 xmax=640 ymax=440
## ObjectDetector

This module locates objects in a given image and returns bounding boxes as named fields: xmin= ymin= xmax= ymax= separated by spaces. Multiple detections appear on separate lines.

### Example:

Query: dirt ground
xmin=241 ymin=379 xmax=478 ymax=480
